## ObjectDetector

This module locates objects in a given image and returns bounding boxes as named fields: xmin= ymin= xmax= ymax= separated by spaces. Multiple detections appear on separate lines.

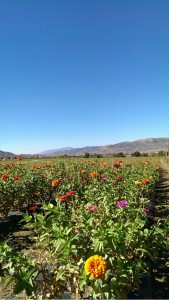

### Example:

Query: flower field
xmin=0 ymin=157 xmax=169 ymax=299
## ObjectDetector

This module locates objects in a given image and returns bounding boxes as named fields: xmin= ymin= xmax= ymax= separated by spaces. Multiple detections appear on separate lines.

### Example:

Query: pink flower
xmin=100 ymin=177 xmax=107 ymax=182
xmin=118 ymin=200 xmax=128 ymax=208
xmin=87 ymin=205 xmax=97 ymax=212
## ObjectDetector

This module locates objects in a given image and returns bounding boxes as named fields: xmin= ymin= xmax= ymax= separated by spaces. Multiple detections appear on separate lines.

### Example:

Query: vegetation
xmin=0 ymin=157 xmax=169 ymax=299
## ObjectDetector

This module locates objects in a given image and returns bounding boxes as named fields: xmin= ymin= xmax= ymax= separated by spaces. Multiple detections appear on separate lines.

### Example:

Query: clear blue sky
xmin=0 ymin=0 xmax=169 ymax=154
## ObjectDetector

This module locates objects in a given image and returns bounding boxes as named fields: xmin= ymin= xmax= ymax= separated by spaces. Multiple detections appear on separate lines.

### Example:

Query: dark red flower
xmin=28 ymin=205 xmax=38 ymax=211
xmin=1 ymin=174 xmax=9 ymax=180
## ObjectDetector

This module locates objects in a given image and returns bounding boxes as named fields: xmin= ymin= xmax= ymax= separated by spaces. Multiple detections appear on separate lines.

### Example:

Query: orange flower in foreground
xmin=52 ymin=179 xmax=61 ymax=186
xmin=84 ymin=255 xmax=107 ymax=279
xmin=81 ymin=169 xmax=87 ymax=174
xmin=91 ymin=171 xmax=98 ymax=178
xmin=142 ymin=178 xmax=149 ymax=185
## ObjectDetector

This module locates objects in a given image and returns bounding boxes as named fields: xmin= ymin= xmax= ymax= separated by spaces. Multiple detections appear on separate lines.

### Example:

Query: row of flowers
xmin=1 ymin=157 xmax=168 ymax=299
xmin=0 ymin=158 xmax=158 ymax=220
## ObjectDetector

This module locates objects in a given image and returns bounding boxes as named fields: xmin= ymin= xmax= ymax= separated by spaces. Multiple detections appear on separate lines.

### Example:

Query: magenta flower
xmin=144 ymin=208 xmax=150 ymax=214
xmin=100 ymin=177 xmax=107 ymax=182
xmin=87 ymin=205 xmax=97 ymax=212
xmin=117 ymin=200 xmax=128 ymax=208
xmin=113 ymin=163 xmax=120 ymax=168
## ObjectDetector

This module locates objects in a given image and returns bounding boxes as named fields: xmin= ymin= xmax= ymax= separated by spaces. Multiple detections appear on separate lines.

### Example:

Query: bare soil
xmin=151 ymin=160 xmax=169 ymax=299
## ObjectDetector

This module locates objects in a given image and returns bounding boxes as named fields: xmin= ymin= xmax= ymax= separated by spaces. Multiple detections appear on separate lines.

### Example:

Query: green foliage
xmin=0 ymin=158 xmax=168 ymax=299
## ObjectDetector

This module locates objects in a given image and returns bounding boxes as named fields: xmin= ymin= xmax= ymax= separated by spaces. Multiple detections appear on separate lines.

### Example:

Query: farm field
xmin=0 ymin=157 xmax=169 ymax=299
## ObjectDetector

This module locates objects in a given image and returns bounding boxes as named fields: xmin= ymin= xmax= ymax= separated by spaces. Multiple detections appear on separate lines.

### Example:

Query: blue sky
xmin=0 ymin=0 xmax=169 ymax=154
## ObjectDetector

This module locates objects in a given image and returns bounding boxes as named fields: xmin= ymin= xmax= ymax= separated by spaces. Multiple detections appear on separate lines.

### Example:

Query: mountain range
xmin=39 ymin=137 xmax=169 ymax=156
xmin=0 ymin=138 xmax=168 ymax=158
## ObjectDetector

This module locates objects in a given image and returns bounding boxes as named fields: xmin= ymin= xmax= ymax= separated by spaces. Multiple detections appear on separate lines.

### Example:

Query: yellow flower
xmin=84 ymin=255 xmax=107 ymax=279
xmin=134 ymin=180 xmax=141 ymax=187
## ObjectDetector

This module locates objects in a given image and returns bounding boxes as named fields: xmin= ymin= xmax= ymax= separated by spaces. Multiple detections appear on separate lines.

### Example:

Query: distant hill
xmin=39 ymin=137 xmax=169 ymax=156
xmin=40 ymin=147 xmax=74 ymax=155
xmin=0 ymin=150 xmax=15 ymax=158
xmin=1 ymin=138 xmax=168 ymax=158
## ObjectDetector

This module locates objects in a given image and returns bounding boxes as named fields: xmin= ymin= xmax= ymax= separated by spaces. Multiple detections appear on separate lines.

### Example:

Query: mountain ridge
xmin=0 ymin=138 xmax=168 ymax=158
xmin=39 ymin=137 xmax=169 ymax=156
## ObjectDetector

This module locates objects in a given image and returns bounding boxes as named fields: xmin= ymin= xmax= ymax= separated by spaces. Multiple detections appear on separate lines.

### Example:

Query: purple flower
xmin=87 ymin=205 xmax=97 ymax=212
xmin=118 ymin=200 xmax=128 ymax=208
xmin=144 ymin=208 xmax=150 ymax=214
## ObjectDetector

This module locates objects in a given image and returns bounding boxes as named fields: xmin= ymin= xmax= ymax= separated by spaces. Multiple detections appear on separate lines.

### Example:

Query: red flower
xmin=1 ymin=174 xmax=9 ymax=180
xmin=58 ymin=195 xmax=69 ymax=202
xmin=14 ymin=174 xmax=22 ymax=180
xmin=142 ymin=178 xmax=149 ymax=185
xmin=28 ymin=205 xmax=38 ymax=211
xmin=66 ymin=190 xmax=76 ymax=196
xmin=115 ymin=175 xmax=122 ymax=182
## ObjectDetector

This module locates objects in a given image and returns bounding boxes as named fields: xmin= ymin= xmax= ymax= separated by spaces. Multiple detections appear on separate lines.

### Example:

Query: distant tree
xmin=141 ymin=153 xmax=149 ymax=157
xmin=158 ymin=151 xmax=165 ymax=156
xmin=84 ymin=152 xmax=90 ymax=158
xmin=114 ymin=152 xmax=125 ymax=157
xmin=131 ymin=151 xmax=141 ymax=157
xmin=92 ymin=153 xmax=103 ymax=158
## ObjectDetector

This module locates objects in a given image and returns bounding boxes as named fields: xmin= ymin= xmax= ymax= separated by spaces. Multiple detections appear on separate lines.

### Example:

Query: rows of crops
xmin=0 ymin=158 xmax=169 ymax=299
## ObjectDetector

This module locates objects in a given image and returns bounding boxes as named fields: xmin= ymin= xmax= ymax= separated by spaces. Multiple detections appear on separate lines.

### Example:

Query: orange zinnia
xmin=91 ymin=171 xmax=98 ymax=178
xmin=142 ymin=178 xmax=149 ymax=185
xmin=84 ymin=255 xmax=107 ymax=279
xmin=52 ymin=179 xmax=61 ymax=186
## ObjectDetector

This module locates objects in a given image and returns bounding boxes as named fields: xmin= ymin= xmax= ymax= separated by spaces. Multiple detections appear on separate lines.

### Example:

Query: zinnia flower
xmin=144 ymin=208 xmax=150 ymax=214
xmin=134 ymin=180 xmax=141 ymax=187
xmin=52 ymin=179 xmax=61 ymax=186
xmin=84 ymin=255 xmax=107 ymax=279
xmin=118 ymin=200 xmax=128 ymax=208
xmin=81 ymin=169 xmax=87 ymax=174
xmin=115 ymin=175 xmax=122 ymax=182
xmin=28 ymin=205 xmax=38 ymax=211
xmin=58 ymin=195 xmax=69 ymax=202
xmin=14 ymin=174 xmax=22 ymax=180
xmin=142 ymin=178 xmax=149 ymax=185
xmin=87 ymin=205 xmax=97 ymax=212
xmin=1 ymin=174 xmax=9 ymax=180
xmin=66 ymin=190 xmax=76 ymax=196
xmin=100 ymin=177 xmax=107 ymax=182
xmin=113 ymin=163 xmax=120 ymax=168
xmin=91 ymin=171 xmax=98 ymax=178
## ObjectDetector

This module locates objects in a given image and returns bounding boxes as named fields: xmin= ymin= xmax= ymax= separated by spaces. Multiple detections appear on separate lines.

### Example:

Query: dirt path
xmin=151 ymin=159 xmax=169 ymax=299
